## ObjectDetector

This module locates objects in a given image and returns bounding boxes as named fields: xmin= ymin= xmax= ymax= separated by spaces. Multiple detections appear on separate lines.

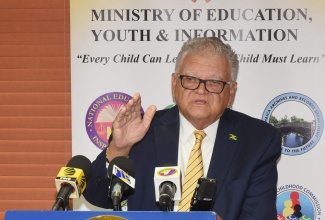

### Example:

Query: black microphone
xmin=107 ymin=156 xmax=135 ymax=211
xmin=52 ymin=155 xmax=92 ymax=211
xmin=159 ymin=181 xmax=176 ymax=209
xmin=190 ymin=177 xmax=217 ymax=211
xmin=154 ymin=166 xmax=181 ymax=211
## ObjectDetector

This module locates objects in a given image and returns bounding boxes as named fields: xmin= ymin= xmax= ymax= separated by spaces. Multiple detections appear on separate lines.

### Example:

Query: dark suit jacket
xmin=83 ymin=106 xmax=281 ymax=219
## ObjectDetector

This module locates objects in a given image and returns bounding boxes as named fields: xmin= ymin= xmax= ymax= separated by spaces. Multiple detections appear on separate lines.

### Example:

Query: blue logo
xmin=114 ymin=166 xmax=131 ymax=185
xmin=262 ymin=92 xmax=323 ymax=156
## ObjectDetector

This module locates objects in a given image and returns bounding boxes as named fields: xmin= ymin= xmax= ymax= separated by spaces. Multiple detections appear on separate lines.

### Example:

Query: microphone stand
xmin=159 ymin=194 xmax=174 ymax=211
xmin=166 ymin=202 xmax=173 ymax=211
xmin=62 ymin=197 xmax=71 ymax=211
xmin=110 ymin=182 xmax=122 ymax=211
xmin=52 ymin=184 xmax=73 ymax=211
xmin=112 ymin=198 xmax=121 ymax=211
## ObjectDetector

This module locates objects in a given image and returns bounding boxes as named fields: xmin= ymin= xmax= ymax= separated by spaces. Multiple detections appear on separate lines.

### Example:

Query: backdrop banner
xmin=70 ymin=0 xmax=324 ymax=218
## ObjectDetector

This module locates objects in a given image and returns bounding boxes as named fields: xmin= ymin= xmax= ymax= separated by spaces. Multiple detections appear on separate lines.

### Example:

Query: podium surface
xmin=5 ymin=210 xmax=216 ymax=220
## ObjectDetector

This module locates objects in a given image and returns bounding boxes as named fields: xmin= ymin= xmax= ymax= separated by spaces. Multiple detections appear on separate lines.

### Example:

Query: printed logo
xmin=64 ymin=167 xmax=76 ymax=176
xmin=157 ymin=168 xmax=178 ymax=176
xmin=262 ymin=93 xmax=323 ymax=156
xmin=277 ymin=184 xmax=322 ymax=219
xmin=114 ymin=166 xmax=132 ymax=185
xmin=85 ymin=92 xmax=144 ymax=150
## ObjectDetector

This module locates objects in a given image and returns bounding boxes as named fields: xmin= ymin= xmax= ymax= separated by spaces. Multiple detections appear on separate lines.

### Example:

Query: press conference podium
xmin=5 ymin=210 xmax=217 ymax=220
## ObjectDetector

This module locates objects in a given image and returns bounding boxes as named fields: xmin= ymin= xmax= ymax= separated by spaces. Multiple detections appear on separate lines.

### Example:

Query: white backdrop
xmin=70 ymin=0 xmax=324 ymax=218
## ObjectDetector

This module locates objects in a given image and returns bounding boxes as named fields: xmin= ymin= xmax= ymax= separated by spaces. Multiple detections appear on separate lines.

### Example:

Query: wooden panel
xmin=0 ymin=129 xmax=72 ymax=140
xmin=0 ymin=93 xmax=71 ymax=105
xmin=0 ymin=0 xmax=72 ymax=217
xmin=0 ymin=152 xmax=72 ymax=164
xmin=0 ymin=117 xmax=71 ymax=128
xmin=0 ymin=188 xmax=58 ymax=200
xmin=0 ymin=105 xmax=71 ymax=116
xmin=0 ymin=164 xmax=70 ymax=176
xmin=0 ymin=9 xmax=66 ymax=21
xmin=0 ymin=21 xmax=64 ymax=33
xmin=0 ymin=140 xmax=72 ymax=152
xmin=0 ymin=81 xmax=70 ymax=93
xmin=0 ymin=176 xmax=55 ymax=188
xmin=0 ymin=33 xmax=70 ymax=45
xmin=0 ymin=57 xmax=68 ymax=69
xmin=0 ymin=69 xmax=71 ymax=81
xmin=0 ymin=45 xmax=69 ymax=57
xmin=0 ymin=1 xmax=68 ymax=9
xmin=0 ymin=200 xmax=60 ymax=211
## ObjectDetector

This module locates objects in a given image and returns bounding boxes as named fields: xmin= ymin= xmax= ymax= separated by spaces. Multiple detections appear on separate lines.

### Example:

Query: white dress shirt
xmin=174 ymin=112 xmax=219 ymax=210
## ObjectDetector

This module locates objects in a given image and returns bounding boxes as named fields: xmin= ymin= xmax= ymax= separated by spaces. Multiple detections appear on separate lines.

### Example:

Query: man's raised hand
xmin=106 ymin=93 xmax=156 ymax=161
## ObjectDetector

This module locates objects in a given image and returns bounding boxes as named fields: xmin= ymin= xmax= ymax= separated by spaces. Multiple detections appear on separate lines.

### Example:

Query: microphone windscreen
xmin=107 ymin=156 xmax=135 ymax=178
xmin=66 ymin=155 xmax=92 ymax=180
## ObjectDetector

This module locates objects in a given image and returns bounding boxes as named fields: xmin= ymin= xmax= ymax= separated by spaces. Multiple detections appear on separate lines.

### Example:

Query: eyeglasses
xmin=178 ymin=74 xmax=231 ymax=94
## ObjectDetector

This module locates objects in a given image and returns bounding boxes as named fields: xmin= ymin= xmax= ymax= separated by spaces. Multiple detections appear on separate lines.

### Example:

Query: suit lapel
xmin=153 ymin=107 xmax=241 ymax=195
xmin=155 ymin=106 xmax=180 ymax=166
xmin=207 ymin=109 xmax=241 ymax=197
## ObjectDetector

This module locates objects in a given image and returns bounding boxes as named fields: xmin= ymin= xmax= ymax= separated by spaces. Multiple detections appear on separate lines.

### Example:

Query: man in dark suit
xmin=83 ymin=37 xmax=281 ymax=219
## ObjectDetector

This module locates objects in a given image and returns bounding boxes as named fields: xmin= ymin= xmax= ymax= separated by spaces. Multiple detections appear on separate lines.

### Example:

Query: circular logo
xmin=157 ymin=168 xmax=178 ymax=176
xmin=276 ymin=184 xmax=322 ymax=219
xmin=262 ymin=93 xmax=323 ymax=156
xmin=85 ymin=92 xmax=144 ymax=150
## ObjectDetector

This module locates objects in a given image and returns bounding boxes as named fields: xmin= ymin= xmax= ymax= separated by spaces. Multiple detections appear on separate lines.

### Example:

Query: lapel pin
xmin=229 ymin=134 xmax=237 ymax=140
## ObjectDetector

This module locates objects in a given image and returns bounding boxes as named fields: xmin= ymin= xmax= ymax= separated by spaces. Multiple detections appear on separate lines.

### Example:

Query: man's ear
xmin=171 ymin=73 xmax=177 ymax=103
xmin=228 ymin=81 xmax=237 ymax=108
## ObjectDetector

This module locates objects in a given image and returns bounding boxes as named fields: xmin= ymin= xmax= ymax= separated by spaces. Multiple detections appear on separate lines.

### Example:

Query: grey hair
xmin=175 ymin=37 xmax=239 ymax=82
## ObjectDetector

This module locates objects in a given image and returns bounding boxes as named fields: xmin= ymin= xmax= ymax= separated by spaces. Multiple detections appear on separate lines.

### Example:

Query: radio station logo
xmin=64 ymin=167 xmax=76 ymax=176
xmin=157 ymin=168 xmax=178 ymax=176
xmin=262 ymin=93 xmax=323 ymax=156
xmin=85 ymin=92 xmax=144 ymax=150
xmin=112 ymin=164 xmax=135 ymax=188
xmin=277 ymin=184 xmax=322 ymax=219
xmin=114 ymin=166 xmax=132 ymax=185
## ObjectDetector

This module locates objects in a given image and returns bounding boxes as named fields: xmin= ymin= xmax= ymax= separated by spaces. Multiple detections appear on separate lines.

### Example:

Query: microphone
xmin=154 ymin=166 xmax=181 ymax=211
xmin=107 ymin=156 xmax=135 ymax=211
xmin=190 ymin=177 xmax=217 ymax=211
xmin=52 ymin=155 xmax=92 ymax=211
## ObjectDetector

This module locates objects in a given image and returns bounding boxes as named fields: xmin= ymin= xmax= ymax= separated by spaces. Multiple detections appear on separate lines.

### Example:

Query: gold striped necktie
xmin=178 ymin=130 xmax=206 ymax=211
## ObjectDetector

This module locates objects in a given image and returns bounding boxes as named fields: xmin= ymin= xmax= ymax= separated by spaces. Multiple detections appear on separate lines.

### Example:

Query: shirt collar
xmin=179 ymin=112 xmax=219 ymax=144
